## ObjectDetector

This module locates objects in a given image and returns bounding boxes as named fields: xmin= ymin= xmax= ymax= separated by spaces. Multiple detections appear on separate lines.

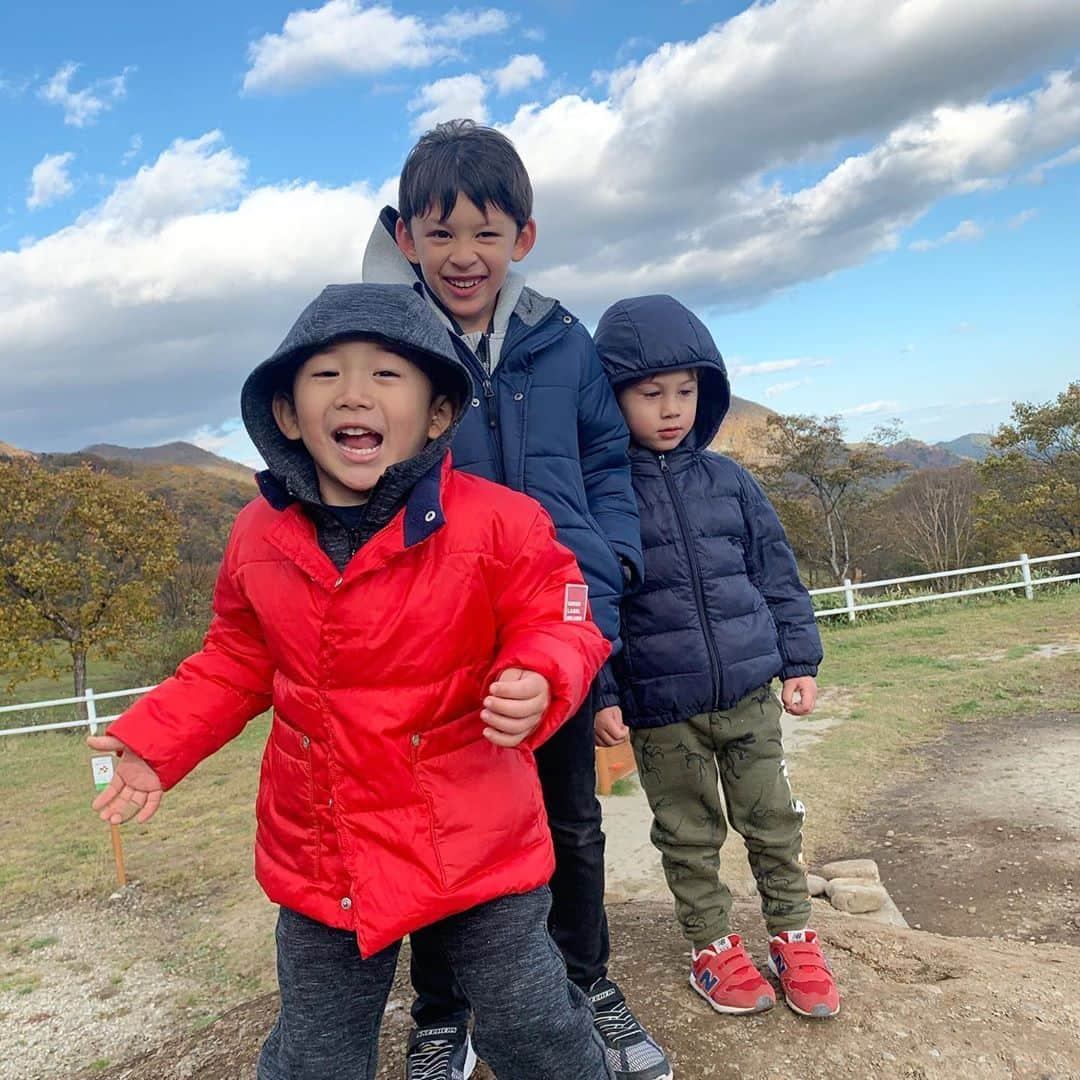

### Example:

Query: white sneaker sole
xmin=689 ymin=973 xmax=774 ymax=1015
xmin=464 ymin=1033 xmax=477 ymax=1078
xmin=766 ymin=956 xmax=840 ymax=1018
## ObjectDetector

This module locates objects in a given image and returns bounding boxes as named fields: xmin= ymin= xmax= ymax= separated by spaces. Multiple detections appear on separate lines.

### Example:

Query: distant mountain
xmin=709 ymin=395 xmax=778 ymax=465
xmin=0 ymin=440 xmax=36 ymax=460
xmin=934 ymin=433 xmax=994 ymax=461
xmin=81 ymin=441 xmax=253 ymax=482
xmin=883 ymin=438 xmax=967 ymax=471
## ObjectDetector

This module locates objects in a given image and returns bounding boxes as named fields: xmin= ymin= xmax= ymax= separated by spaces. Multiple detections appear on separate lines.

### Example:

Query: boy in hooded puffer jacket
xmin=593 ymin=295 xmax=840 ymax=1021
xmin=88 ymin=283 xmax=615 ymax=1079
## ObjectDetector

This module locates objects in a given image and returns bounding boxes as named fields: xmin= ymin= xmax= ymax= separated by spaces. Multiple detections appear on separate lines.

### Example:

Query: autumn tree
xmin=976 ymin=382 xmax=1080 ymax=557
xmin=892 ymin=465 xmax=980 ymax=573
xmin=0 ymin=460 xmax=180 ymax=705
xmin=759 ymin=414 xmax=902 ymax=584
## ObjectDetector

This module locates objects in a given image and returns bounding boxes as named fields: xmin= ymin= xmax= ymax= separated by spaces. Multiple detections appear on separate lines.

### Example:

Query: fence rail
xmin=809 ymin=550 xmax=1080 ymax=622
xmin=1 ymin=552 xmax=1077 ymax=738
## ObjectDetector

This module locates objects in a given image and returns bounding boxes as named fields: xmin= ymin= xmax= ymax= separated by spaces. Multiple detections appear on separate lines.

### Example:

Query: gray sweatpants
xmin=630 ymin=685 xmax=811 ymax=948
xmin=257 ymin=887 xmax=611 ymax=1079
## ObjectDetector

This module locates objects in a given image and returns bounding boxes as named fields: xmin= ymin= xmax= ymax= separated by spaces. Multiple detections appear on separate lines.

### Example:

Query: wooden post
xmin=110 ymin=825 xmax=127 ymax=887
xmin=595 ymin=747 xmax=613 ymax=796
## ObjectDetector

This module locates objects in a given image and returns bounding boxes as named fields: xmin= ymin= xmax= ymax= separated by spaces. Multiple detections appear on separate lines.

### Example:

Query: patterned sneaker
xmin=768 ymin=929 xmax=840 ymax=1018
xmin=405 ymin=1024 xmax=477 ymax=1080
xmin=587 ymin=977 xmax=673 ymax=1080
xmin=690 ymin=934 xmax=776 ymax=1014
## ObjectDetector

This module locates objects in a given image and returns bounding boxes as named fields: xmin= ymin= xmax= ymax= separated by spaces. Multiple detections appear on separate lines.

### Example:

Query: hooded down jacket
xmin=362 ymin=207 xmax=643 ymax=647
xmin=108 ymin=284 xmax=610 ymax=956
xmin=594 ymin=295 xmax=822 ymax=729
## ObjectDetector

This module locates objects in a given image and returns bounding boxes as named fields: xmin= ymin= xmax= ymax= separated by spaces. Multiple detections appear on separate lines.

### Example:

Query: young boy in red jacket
xmin=88 ymin=283 xmax=615 ymax=1079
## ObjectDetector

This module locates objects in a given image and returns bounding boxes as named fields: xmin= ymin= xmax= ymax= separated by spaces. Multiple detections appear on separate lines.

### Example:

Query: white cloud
xmin=764 ymin=378 xmax=810 ymax=398
xmin=27 ymin=152 xmax=76 ymax=211
xmin=6 ymin=0 xmax=1080 ymax=452
xmin=243 ymin=1 xmax=509 ymax=93
xmin=730 ymin=357 xmax=831 ymax=377
xmin=39 ymin=61 xmax=131 ymax=127
xmin=1008 ymin=208 xmax=1037 ymax=228
xmin=839 ymin=400 xmax=901 ymax=417
xmin=409 ymin=74 xmax=488 ymax=134
xmin=121 ymin=134 xmax=143 ymax=165
xmin=1027 ymin=143 xmax=1080 ymax=182
xmin=910 ymin=219 xmax=985 ymax=252
xmin=492 ymin=54 xmax=546 ymax=95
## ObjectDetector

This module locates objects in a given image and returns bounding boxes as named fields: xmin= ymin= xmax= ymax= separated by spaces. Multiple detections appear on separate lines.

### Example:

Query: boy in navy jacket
xmin=363 ymin=122 xmax=670 ymax=1080
xmin=594 ymin=294 xmax=840 ymax=1020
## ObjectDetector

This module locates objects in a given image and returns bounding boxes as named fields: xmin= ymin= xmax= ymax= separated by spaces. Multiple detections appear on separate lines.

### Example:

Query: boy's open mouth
xmin=334 ymin=426 xmax=383 ymax=457
xmin=443 ymin=276 xmax=486 ymax=294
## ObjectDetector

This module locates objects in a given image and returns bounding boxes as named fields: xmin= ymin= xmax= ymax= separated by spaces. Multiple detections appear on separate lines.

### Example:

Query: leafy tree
xmin=891 ymin=465 xmax=980 ymax=573
xmin=0 ymin=460 xmax=181 ymax=707
xmin=759 ymin=414 xmax=902 ymax=584
xmin=976 ymin=382 xmax=1080 ymax=557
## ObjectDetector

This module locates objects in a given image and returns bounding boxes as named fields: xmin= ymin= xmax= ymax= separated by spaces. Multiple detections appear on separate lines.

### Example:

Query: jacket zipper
xmin=658 ymin=453 xmax=723 ymax=709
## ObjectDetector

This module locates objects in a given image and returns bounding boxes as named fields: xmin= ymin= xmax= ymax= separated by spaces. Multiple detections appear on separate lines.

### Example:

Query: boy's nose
xmin=447 ymin=243 xmax=479 ymax=269
xmin=336 ymin=378 xmax=375 ymax=408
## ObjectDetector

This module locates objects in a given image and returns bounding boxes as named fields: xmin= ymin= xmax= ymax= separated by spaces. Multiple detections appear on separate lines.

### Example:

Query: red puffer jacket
xmin=108 ymin=458 xmax=610 ymax=955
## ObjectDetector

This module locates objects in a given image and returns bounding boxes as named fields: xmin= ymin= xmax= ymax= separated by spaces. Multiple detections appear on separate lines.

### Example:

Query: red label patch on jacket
xmin=563 ymin=583 xmax=589 ymax=622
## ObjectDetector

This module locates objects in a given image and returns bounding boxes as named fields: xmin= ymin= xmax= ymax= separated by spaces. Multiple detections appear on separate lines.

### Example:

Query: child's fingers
xmin=482 ymin=726 xmax=528 ymax=748
xmin=481 ymin=709 xmax=538 ymax=734
xmin=488 ymin=676 xmax=544 ymax=700
xmin=91 ymin=776 xmax=126 ymax=812
xmin=135 ymin=790 xmax=162 ymax=823
xmin=483 ymin=694 xmax=544 ymax=720
xmin=86 ymin=734 xmax=125 ymax=753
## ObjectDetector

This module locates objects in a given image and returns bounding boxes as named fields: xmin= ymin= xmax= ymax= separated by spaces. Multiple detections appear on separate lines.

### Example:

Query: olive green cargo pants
xmin=629 ymin=685 xmax=811 ymax=948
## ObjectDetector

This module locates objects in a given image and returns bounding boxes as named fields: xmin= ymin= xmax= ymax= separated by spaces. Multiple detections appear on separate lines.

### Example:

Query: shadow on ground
xmin=82 ymin=897 xmax=1080 ymax=1080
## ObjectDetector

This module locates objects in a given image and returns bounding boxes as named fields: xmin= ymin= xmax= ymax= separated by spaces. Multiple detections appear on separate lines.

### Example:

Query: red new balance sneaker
xmin=690 ymin=934 xmax=776 ymax=1014
xmin=768 ymin=929 xmax=840 ymax=1018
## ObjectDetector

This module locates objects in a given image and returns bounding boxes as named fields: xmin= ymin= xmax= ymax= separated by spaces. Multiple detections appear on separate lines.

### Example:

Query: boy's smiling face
xmin=396 ymin=194 xmax=536 ymax=334
xmin=272 ymin=339 xmax=452 ymax=506
xmin=617 ymin=369 xmax=700 ymax=453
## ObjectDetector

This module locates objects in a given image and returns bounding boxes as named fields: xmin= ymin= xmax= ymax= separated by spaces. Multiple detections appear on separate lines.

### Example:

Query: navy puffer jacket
xmin=594 ymin=295 xmax=823 ymax=729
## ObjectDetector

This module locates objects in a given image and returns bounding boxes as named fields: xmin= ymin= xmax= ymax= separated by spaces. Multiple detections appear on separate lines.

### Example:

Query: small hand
xmin=594 ymin=705 xmax=628 ymax=747
xmin=781 ymin=676 xmax=817 ymax=717
xmin=86 ymin=734 xmax=164 ymax=825
xmin=482 ymin=668 xmax=551 ymax=747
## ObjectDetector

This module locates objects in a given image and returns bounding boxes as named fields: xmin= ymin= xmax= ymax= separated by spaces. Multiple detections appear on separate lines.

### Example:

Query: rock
xmin=827 ymin=881 xmax=888 ymax=914
xmin=820 ymin=858 xmax=880 ymax=882
xmin=807 ymin=874 xmax=828 ymax=897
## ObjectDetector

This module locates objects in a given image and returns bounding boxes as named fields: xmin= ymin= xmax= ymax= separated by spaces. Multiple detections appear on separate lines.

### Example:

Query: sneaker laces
xmin=409 ymin=1039 xmax=454 ymax=1080
xmin=592 ymin=996 xmax=644 ymax=1047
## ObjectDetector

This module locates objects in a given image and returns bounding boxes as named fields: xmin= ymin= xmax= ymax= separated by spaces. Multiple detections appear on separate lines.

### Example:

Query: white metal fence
xmin=1 ymin=551 xmax=1077 ymax=738
xmin=809 ymin=549 xmax=1080 ymax=622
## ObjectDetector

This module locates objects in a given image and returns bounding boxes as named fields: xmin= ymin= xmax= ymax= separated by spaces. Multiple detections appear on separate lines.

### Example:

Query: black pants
xmin=411 ymin=688 xmax=609 ymax=1025
xmin=257 ymin=889 xmax=610 ymax=1079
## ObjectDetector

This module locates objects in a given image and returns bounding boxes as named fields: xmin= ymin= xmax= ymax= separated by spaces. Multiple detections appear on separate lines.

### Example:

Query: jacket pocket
xmin=255 ymin=712 xmax=320 ymax=881
xmin=411 ymin=714 xmax=548 ymax=891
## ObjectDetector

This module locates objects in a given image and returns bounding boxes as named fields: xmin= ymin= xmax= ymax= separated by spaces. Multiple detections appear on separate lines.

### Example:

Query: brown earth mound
xmin=82 ymin=898 xmax=1080 ymax=1080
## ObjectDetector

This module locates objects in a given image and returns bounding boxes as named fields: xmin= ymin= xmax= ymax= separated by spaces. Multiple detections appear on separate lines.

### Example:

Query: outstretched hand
xmin=594 ymin=705 xmax=628 ymax=747
xmin=482 ymin=668 xmax=551 ymax=747
xmin=87 ymin=735 xmax=164 ymax=825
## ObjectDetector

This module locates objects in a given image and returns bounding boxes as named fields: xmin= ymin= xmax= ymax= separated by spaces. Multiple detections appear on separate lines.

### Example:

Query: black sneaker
xmin=405 ymin=1024 xmax=477 ymax=1080
xmin=587 ymin=978 xmax=673 ymax=1080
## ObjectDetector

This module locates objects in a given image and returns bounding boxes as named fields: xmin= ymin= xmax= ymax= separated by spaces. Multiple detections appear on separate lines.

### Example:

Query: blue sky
xmin=2 ymin=0 xmax=1078 ymax=464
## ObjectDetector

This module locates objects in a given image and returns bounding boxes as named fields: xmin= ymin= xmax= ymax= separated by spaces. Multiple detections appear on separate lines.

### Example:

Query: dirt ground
xmin=851 ymin=711 xmax=1080 ymax=942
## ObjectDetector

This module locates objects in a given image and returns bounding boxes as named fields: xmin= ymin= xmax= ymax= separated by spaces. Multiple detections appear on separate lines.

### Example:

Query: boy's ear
xmin=512 ymin=218 xmax=537 ymax=263
xmin=395 ymin=216 xmax=421 ymax=265
xmin=427 ymin=394 xmax=454 ymax=440
xmin=272 ymin=392 xmax=302 ymax=441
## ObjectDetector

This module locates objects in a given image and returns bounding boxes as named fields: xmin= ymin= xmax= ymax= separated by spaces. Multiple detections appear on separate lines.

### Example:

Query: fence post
xmin=843 ymin=578 xmax=856 ymax=623
xmin=1019 ymin=553 xmax=1034 ymax=600
xmin=86 ymin=687 xmax=98 ymax=736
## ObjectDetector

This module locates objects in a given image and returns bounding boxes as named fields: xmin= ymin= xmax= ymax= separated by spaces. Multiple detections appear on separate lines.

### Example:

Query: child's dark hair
xmin=398 ymin=119 xmax=533 ymax=229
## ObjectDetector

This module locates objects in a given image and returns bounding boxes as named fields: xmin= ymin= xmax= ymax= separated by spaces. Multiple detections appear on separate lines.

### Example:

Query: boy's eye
xmin=311 ymin=369 xmax=339 ymax=378
xmin=679 ymin=389 xmax=695 ymax=397
xmin=641 ymin=390 xmax=660 ymax=399
xmin=373 ymin=369 xmax=400 ymax=378
xmin=429 ymin=229 xmax=452 ymax=240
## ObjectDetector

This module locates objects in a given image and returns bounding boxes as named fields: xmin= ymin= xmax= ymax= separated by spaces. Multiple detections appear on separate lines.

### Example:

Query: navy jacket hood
xmin=594 ymin=294 xmax=731 ymax=451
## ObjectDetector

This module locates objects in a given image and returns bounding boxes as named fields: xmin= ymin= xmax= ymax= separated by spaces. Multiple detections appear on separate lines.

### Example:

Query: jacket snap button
xmin=562 ymin=315 xmax=572 ymax=324
xmin=340 ymin=896 xmax=352 ymax=910
xmin=301 ymin=735 xmax=310 ymax=749
xmin=471 ymin=397 xmax=480 ymax=407
xmin=513 ymin=392 xmax=524 ymax=401
xmin=411 ymin=734 xmax=421 ymax=746
xmin=333 ymin=576 xmax=343 ymax=588
xmin=424 ymin=510 xmax=437 ymax=523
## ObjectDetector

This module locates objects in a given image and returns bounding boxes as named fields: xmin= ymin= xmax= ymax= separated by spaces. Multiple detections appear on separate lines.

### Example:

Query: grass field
xmin=0 ymin=589 xmax=1077 ymax=1026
